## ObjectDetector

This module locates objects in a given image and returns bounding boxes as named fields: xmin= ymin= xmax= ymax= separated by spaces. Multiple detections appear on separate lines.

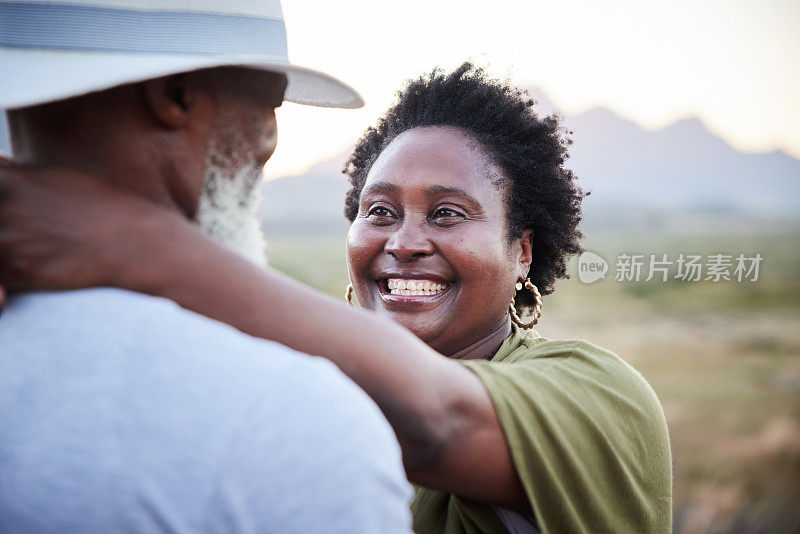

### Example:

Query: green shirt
xmin=411 ymin=326 xmax=672 ymax=534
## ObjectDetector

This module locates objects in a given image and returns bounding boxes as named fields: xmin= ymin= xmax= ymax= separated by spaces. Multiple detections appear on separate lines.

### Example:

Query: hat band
xmin=0 ymin=2 xmax=288 ymax=59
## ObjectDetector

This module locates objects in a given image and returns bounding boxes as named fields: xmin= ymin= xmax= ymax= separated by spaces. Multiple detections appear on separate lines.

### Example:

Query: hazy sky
xmin=264 ymin=0 xmax=800 ymax=179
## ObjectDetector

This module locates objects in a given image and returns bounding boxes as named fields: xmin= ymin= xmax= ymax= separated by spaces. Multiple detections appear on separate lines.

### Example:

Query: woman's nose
xmin=384 ymin=221 xmax=434 ymax=261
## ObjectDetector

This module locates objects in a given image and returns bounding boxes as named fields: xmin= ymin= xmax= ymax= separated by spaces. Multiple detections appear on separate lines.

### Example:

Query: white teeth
xmin=386 ymin=278 xmax=450 ymax=296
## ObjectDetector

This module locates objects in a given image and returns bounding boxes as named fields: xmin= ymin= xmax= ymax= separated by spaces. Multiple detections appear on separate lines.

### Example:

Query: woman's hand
xmin=0 ymin=161 xmax=170 ymax=293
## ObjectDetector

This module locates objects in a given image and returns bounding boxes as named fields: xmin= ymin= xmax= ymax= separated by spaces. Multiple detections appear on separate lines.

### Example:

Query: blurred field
xmin=264 ymin=212 xmax=800 ymax=533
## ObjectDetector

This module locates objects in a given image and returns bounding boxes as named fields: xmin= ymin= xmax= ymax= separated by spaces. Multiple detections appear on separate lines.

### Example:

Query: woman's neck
xmin=450 ymin=319 xmax=512 ymax=361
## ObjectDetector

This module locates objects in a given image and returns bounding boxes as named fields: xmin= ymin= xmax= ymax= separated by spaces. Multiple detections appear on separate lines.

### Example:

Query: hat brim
xmin=0 ymin=47 xmax=364 ymax=110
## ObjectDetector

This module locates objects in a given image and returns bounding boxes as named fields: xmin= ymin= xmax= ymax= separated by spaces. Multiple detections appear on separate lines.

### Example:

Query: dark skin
xmin=8 ymin=68 xmax=285 ymax=219
xmin=347 ymin=126 xmax=531 ymax=356
xmin=0 ymin=96 xmax=535 ymax=512
xmin=0 ymin=67 xmax=286 ymax=288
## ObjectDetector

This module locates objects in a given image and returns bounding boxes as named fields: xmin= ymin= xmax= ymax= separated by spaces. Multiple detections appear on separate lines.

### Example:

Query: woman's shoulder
xmin=490 ymin=326 xmax=667 ymax=425
xmin=498 ymin=327 xmax=643 ymax=376
xmin=462 ymin=327 xmax=673 ymax=532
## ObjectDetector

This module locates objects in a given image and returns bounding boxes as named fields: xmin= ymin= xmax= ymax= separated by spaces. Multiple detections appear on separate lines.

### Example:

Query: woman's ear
xmin=141 ymin=74 xmax=194 ymax=129
xmin=517 ymin=228 xmax=534 ymax=280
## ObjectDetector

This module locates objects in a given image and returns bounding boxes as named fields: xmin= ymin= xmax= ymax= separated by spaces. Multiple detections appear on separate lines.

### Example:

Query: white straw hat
xmin=0 ymin=0 xmax=364 ymax=110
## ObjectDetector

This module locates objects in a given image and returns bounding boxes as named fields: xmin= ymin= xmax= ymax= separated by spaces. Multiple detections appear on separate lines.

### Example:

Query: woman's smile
xmin=386 ymin=278 xmax=450 ymax=295
xmin=376 ymin=276 xmax=455 ymax=307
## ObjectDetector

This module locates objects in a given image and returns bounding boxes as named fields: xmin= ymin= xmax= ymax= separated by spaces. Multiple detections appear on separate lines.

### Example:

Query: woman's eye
xmin=368 ymin=206 xmax=391 ymax=217
xmin=431 ymin=207 xmax=464 ymax=221
xmin=365 ymin=206 xmax=396 ymax=224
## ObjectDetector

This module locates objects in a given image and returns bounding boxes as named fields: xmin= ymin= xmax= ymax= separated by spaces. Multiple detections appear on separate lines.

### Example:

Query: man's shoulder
xmin=0 ymin=286 xmax=405 ymax=468
xmin=2 ymin=286 xmax=213 ymax=329
xmin=0 ymin=289 xmax=412 ymax=532
xmin=0 ymin=288 xmax=373 ymax=412
xmin=3 ymin=287 xmax=284 ymax=356
xmin=3 ymin=287 xmax=243 ymax=336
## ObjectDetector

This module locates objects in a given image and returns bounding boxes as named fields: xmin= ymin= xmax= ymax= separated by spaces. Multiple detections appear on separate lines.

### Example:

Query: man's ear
xmin=141 ymin=74 xmax=195 ymax=128
xmin=517 ymin=228 xmax=534 ymax=280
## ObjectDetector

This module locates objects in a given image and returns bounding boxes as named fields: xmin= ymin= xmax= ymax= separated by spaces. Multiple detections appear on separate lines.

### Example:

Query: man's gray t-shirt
xmin=0 ymin=288 xmax=413 ymax=533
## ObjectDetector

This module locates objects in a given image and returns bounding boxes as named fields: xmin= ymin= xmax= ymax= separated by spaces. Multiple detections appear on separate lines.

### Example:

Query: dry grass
xmin=541 ymin=287 xmax=800 ymax=533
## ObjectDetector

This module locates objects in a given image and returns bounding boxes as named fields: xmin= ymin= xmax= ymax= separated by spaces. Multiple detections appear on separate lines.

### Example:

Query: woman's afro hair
xmin=343 ymin=62 xmax=586 ymax=308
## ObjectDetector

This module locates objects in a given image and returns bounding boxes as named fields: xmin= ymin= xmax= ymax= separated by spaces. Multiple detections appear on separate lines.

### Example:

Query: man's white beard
xmin=195 ymin=160 xmax=268 ymax=267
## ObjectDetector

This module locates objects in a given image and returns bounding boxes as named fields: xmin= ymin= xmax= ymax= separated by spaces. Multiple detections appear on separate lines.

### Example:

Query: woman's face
xmin=346 ymin=126 xmax=532 ymax=356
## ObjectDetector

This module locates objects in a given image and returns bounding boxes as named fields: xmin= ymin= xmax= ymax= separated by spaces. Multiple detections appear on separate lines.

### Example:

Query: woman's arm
xmin=139 ymin=208 xmax=529 ymax=510
xmin=0 ymin=165 xmax=528 ymax=510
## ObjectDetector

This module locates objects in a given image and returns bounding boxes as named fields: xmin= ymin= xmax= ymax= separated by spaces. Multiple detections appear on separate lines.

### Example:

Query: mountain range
xmin=3 ymin=96 xmax=797 ymax=229
xmin=258 ymin=89 xmax=800 ymax=233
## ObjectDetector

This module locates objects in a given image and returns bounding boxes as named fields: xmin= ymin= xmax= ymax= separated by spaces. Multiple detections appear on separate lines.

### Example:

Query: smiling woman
xmin=346 ymin=126 xmax=522 ymax=354
xmin=339 ymin=64 xmax=672 ymax=532
xmin=0 ymin=63 xmax=672 ymax=533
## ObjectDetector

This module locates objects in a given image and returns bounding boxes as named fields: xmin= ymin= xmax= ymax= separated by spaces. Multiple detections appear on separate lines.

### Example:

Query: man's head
xmin=1 ymin=0 xmax=363 ymax=264
xmin=7 ymin=67 xmax=287 ymax=264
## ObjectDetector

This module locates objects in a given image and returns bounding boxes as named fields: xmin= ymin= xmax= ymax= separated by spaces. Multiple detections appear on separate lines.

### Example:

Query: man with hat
xmin=0 ymin=1 xmax=413 ymax=532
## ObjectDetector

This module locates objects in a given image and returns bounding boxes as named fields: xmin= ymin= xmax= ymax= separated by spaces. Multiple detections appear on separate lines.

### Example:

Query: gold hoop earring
xmin=345 ymin=283 xmax=354 ymax=306
xmin=509 ymin=278 xmax=542 ymax=329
